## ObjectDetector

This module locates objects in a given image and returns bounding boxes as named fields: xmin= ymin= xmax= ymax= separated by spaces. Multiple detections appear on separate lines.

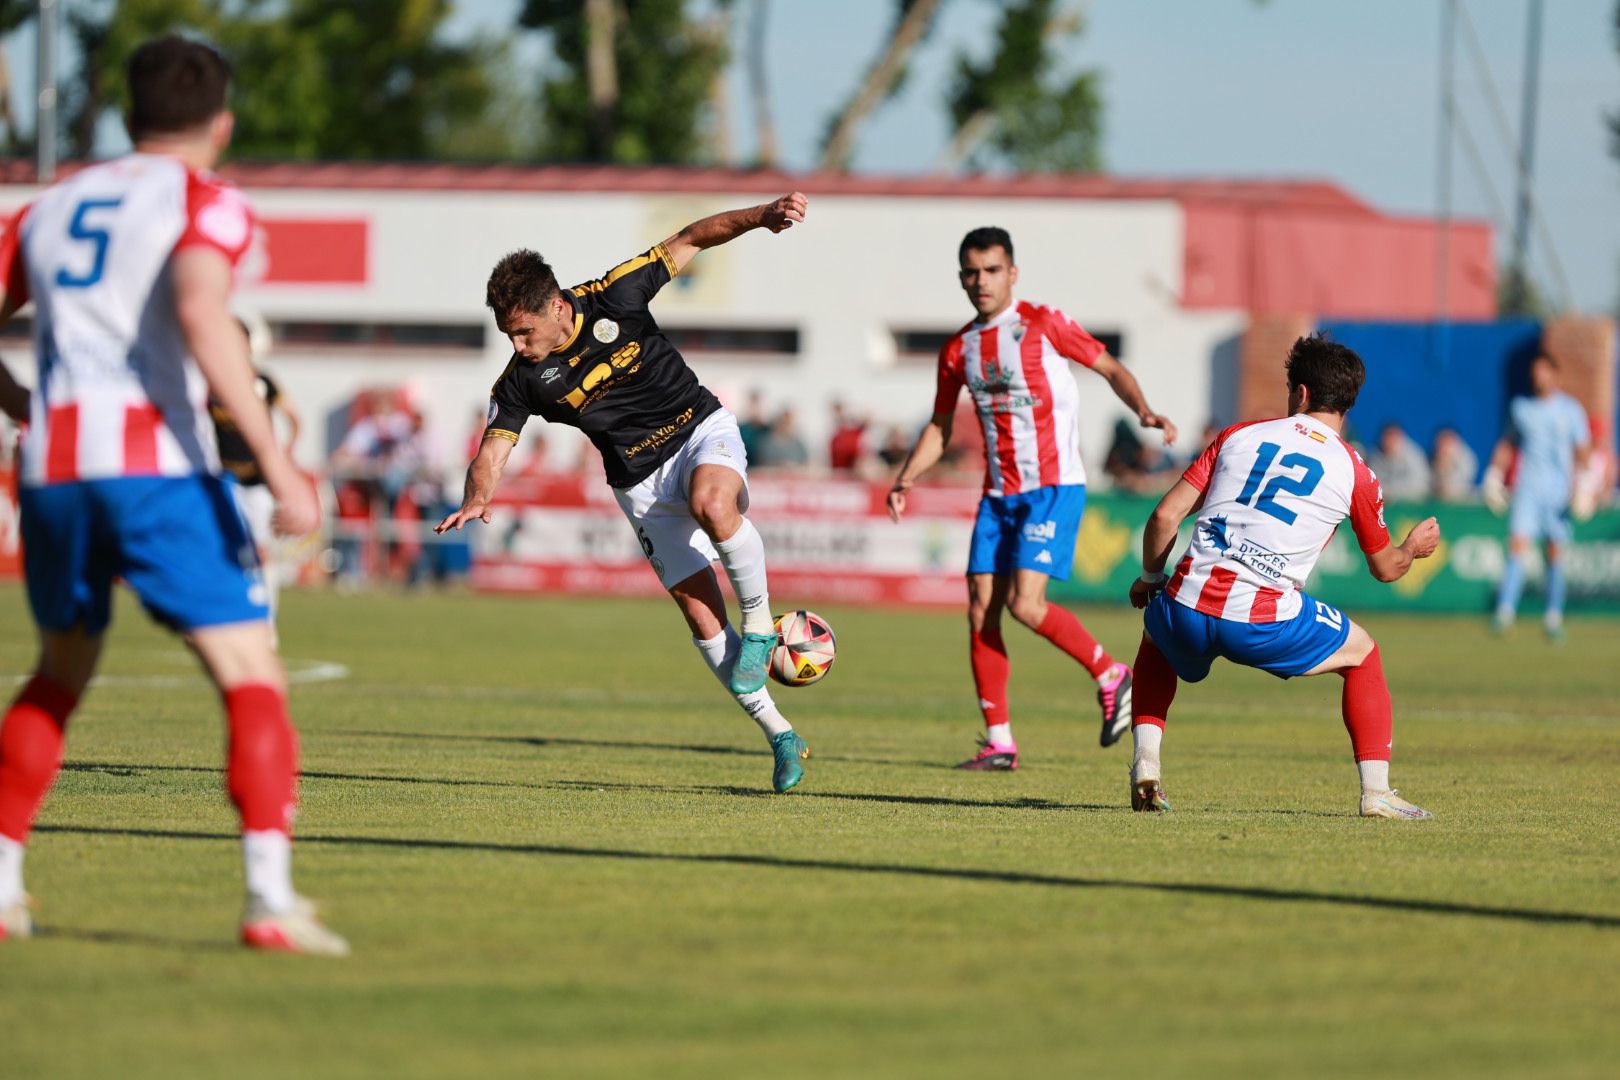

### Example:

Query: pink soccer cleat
xmin=1096 ymin=663 xmax=1134 ymax=747
xmin=955 ymin=737 xmax=1019 ymax=771
xmin=241 ymin=896 xmax=350 ymax=956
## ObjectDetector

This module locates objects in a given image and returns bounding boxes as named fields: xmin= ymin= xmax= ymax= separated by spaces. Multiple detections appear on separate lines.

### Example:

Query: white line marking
xmin=0 ymin=658 xmax=349 ymax=689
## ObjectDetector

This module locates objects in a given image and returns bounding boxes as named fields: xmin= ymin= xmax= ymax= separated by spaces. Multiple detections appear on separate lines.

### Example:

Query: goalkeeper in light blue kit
xmin=1484 ymin=353 xmax=1592 ymax=638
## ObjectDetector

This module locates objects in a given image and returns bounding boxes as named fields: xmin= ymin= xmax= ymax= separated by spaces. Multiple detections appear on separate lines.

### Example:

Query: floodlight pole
xmin=35 ymin=0 xmax=58 ymax=182
xmin=1506 ymin=0 xmax=1544 ymax=314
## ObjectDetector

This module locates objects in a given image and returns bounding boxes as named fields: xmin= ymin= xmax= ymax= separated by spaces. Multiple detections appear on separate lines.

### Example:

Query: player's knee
xmin=1006 ymin=592 xmax=1046 ymax=627
xmin=690 ymin=492 xmax=739 ymax=537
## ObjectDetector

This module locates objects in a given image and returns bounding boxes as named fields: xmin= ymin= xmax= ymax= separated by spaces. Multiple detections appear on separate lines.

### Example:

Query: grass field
xmin=1 ymin=581 xmax=1617 ymax=1078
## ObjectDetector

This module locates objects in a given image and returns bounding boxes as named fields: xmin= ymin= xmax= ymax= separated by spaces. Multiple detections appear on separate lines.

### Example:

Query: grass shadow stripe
xmin=34 ymin=823 xmax=1620 ymax=931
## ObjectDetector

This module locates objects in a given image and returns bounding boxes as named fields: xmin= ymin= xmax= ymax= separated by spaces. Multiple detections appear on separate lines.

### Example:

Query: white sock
xmin=985 ymin=722 xmax=1014 ymax=748
xmin=692 ymin=629 xmax=792 ymax=739
xmin=242 ymin=829 xmax=295 ymax=913
xmin=0 ymin=836 xmax=24 ymax=907
xmin=1132 ymin=723 xmax=1163 ymax=781
xmin=714 ymin=519 xmax=774 ymax=636
xmin=1358 ymin=760 xmax=1391 ymax=793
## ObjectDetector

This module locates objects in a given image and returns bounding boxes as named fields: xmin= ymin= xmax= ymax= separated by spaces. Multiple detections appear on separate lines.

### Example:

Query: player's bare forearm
xmin=1097 ymin=354 xmax=1177 ymax=444
xmin=887 ymin=417 xmax=951 ymax=522
xmin=1142 ymin=480 xmax=1202 ymax=573
xmin=662 ymin=192 xmax=807 ymax=271
xmin=174 ymin=250 xmax=290 ymax=487
xmin=438 ymin=437 xmax=512 ymax=532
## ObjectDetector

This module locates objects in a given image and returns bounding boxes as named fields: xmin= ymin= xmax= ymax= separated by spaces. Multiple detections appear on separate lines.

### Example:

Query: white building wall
xmin=4 ymin=181 xmax=1249 ymax=483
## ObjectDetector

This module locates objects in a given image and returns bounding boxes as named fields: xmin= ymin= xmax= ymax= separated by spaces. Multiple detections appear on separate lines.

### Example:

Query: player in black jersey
xmin=436 ymin=192 xmax=813 ymax=793
xmin=209 ymin=315 xmax=301 ymax=639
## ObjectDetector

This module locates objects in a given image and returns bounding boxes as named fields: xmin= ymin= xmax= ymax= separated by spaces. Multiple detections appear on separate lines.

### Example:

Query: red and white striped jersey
xmin=933 ymin=299 xmax=1105 ymax=497
xmin=1164 ymin=414 xmax=1390 ymax=623
xmin=0 ymin=153 xmax=257 ymax=488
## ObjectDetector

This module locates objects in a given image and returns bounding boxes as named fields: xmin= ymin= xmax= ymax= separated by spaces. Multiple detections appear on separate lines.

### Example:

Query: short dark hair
xmin=126 ymin=35 xmax=232 ymax=141
xmin=959 ymin=226 xmax=1014 ymax=265
xmin=485 ymin=250 xmax=561 ymax=321
xmin=1285 ymin=332 xmax=1365 ymax=414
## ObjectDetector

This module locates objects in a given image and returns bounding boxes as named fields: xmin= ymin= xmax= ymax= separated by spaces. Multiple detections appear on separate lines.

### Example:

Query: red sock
xmin=1034 ymin=605 xmax=1114 ymax=678
xmin=969 ymin=626 xmax=1010 ymax=730
xmin=223 ymin=684 xmax=300 ymax=833
xmin=0 ymin=675 xmax=78 ymax=843
xmin=1131 ymin=636 xmax=1178 ymax=730
xmin=1340 ymin=644 xmax=1393 ymax=762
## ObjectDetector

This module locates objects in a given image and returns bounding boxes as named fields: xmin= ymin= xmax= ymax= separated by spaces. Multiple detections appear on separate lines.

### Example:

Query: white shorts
xmin=612 ymin=408 xmax=750 ymax=589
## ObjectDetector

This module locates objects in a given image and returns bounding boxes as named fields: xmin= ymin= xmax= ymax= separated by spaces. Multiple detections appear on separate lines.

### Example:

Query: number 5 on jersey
xmin=55 ymin=197 xmax=123 ymax=289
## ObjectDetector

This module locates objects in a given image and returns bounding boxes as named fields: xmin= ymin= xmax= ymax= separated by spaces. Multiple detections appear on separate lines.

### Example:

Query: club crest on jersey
xmin=1011 ymin=322 xmax=1028 ymax=342
xmin=593 ymin=318 xmax=620 ymax=344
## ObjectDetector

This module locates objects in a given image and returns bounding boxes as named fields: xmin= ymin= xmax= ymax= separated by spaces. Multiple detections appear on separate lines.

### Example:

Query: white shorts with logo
xmin=612 ymin=407 xmax=750 ymax=589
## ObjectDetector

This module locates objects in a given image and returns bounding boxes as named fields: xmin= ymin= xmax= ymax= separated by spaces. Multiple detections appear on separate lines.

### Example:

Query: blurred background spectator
xmin=1103 ymin=417 xmax=1177 ymax=494
xmin=1431 ymin=426 xmax=1479 ymax=502
xmin=828 ymin=399 xmax=868 ymax=473
xmin=755 ymin=407 xmax=810 ymax=471
xmin=1369 ymin=421 xmax=1431 ymax=501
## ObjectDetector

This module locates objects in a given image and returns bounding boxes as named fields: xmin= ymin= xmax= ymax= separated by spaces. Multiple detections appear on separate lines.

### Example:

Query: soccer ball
xmin=768 ymin=610 xmax=837 ymax=687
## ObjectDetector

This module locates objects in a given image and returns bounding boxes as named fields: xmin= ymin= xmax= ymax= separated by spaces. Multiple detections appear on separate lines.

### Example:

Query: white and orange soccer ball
xmin=768 ymin=610 xmax=837 ymax=687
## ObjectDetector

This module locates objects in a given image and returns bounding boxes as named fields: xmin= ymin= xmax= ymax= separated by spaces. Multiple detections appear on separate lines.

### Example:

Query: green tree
xmin=64 ymin=0 xmax=508 ymax=161
xmin=943 ymin=0 xmax=1103 ymax=173
xmin=520 ymin=0 xmax=729 ymax=165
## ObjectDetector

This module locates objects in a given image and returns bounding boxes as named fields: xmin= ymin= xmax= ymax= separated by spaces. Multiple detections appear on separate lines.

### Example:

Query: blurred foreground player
xmin=0 ymin=36 xmax=345 ymax=953
xmin=437 ymin=194 xmax=812 ymax=792
xmin=1127 ymin=334 xmax=1440 ymax=819
xmin=1483 ymin=353 xmax=1592 ymax=639
xmin=887 ymin=227 xmax=1178 ymax=769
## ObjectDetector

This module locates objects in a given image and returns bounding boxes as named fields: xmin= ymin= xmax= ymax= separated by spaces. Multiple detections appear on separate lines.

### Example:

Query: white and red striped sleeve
xmin=177 ymin=171 xmax=255 ymax=267
xmin=1346 ymin=446 xmax=1391 ymax=554
xmin=931 ymin=336 xmax=966 ymax=418
xmin=0 ymin=205 xmax=31 ymax=307
xmin=1041 ymin=306 xmax=1105 ymax=368
xmin=1182 ymin=420 xmax=1268 ymax=492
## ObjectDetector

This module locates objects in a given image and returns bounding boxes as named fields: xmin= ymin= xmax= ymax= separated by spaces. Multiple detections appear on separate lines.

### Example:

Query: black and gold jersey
xmin=485 ymin=243 xmax=721 ymax=490
xmin=209 ymin=370 xmax=281 ymax=487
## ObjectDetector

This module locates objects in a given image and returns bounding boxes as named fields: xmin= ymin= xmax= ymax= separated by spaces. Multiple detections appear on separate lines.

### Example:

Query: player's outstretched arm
xmin=661 ymin=192 xmax=807 ymax=273
xmin=175 ymin=248 xmax=318 ymax=538
xmin=886 ymin=413 xmax=953 ymax=523
xmin=1365 ymin=517 xmax=1441 ymax=583
xmin=1091 ymin=353 xmax=1178 ymax=446
xmin=1131 ymin=479 xmax=1203 ymax=607
xmin=436 ymin=436 xmax=515 ymax=533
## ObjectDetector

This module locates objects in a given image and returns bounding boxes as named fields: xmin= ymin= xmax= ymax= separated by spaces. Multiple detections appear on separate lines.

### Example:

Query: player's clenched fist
xmin=1402 ymin=516 xmax=1441 ymax=559
xmin=270 ymin=473 xmax=321 ymax=538
xmin=759 ymin=192 xmax=807 ymax=233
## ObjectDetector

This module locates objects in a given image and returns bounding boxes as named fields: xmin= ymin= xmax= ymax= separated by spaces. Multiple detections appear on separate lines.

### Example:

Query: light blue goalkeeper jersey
xmin=1508 ymin=391 xmax=1590 ymax=497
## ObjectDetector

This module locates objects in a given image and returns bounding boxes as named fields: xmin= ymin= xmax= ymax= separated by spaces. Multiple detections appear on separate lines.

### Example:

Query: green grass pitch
xmin=1 ymin=582 xmax=1616 ymax=1078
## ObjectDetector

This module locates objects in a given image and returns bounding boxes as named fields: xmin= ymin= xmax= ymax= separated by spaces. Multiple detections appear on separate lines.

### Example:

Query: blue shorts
xmin=1143 ymin=589 xmax=1350 ymax=683
xmin=1508 ymin=492 xmax=1572 ymax=546
xmin=967 ymin=485 xmax=1085 ymax=580
xmin=20 ymin=475 xmax=270 ymax=635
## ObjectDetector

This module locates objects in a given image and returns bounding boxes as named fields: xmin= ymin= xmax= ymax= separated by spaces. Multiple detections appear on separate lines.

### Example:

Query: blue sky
xmin=8 ymin=0 xmax=1618 ymax=310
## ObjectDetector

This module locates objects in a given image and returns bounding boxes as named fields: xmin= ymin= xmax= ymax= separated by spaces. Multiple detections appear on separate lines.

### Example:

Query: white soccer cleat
xmin=241 ymin=895 xmax=350 ymax=957
xmin=0 ymin=893 xmax=34 ymax=941
xmin=1359 ymin=789 xmax=1433 ymax=820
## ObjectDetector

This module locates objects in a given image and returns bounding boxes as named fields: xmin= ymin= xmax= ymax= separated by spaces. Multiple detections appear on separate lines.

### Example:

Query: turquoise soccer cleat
xmin=769 ymin=730 xmax=809 ymax=793
xmin=730 ymin=631 xmax=775 ymax=694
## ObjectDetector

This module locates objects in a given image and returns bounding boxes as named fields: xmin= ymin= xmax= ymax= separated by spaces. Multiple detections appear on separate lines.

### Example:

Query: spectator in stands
xmin=828 ymin=399 xmax=867 ymax=472
xmin=877 ymin=425 xmax=911 ymax=469
xmin=1431 ymin=426 xmax=1479 ymax=502
xmin=755 ymin=408 xmax=810 ymax=471
xmin=1369 ymin=421 xmax=1431 ymax=501
xmin=737 ymin=389 xmax=770 ymax=464
xmin=1103 ymin=417 xmax=1177 ymax=494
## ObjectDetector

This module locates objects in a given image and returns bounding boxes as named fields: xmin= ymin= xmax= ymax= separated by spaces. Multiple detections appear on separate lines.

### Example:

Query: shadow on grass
xmin=33 ymin=925 xmax=238 ymax=953
xmin=342 ymin=729 xmax=950 ymax=770
xmin=63 ymin=761 xmax=1106 ymax=812
xmin=34 ymin=823 xmax=1620 ymax=931
xmin=550 ymin=778 xmax=1112 ymax=812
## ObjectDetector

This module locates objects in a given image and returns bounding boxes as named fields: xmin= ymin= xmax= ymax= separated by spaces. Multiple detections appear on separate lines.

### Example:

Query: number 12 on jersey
xmin=1235 ymin=441 xmax=1324 ymax=525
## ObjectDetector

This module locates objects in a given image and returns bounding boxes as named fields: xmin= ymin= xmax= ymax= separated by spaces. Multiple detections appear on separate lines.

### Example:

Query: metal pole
xmin=35 ymin=0 xmax=58 ymax=182
xmin=1506 ymin=0 xmax=1544 ymax=314
xmin=1435 ymin=0 xmax=1455 ymax=366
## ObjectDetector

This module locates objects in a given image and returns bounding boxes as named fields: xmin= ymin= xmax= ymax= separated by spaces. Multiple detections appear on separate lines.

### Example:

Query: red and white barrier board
xmin=471 ymin=473 xmax=983 ymax=607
